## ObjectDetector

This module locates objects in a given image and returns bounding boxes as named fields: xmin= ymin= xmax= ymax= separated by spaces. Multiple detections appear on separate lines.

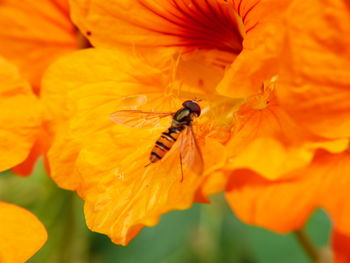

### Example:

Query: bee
xmin=110 ymin=100 xmax=204 ymax=181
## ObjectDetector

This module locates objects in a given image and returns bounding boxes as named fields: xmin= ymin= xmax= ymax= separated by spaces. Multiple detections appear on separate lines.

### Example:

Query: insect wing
xmin=110 ymin=110 xmax=173 ymax=128
xmin=179 ymin=125 xmax=204 ymax=176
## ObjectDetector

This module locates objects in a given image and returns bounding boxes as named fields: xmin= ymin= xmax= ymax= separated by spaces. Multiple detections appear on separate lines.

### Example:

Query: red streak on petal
xmin=241 ymin=0 xmax=261 ymax=23
xmin=138 ymin=0 xmax=243 ymax=54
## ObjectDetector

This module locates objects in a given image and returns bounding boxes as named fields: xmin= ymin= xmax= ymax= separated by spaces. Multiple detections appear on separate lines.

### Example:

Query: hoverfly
xmin=110 ymin=100 xmax=204 ymax=181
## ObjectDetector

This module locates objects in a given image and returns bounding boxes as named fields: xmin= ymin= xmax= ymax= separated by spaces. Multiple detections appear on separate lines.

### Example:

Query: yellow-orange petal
xmin=0 ymin=202 xmax=47 ymax=263
xmin=195 ymin=170 xmax=228 ymax=203
xmin=0 ymin=57 xmax=41 ymax=171
xmin=225 ymin=104 xmax=310 ymax=179
xmin=0 ymin=0 xmax=77 ymax=93
xmin=276 ymin=0 xmax=350 ymax=139
xmin=226 ymin=149 xmax=350 ymax=234
xmin=225 ymin=168 xmax=316 ymax=232
xmin=78 ymin=129 xmax=224 ymax=245
xmin=41 ymin=48 xmax=179 ymax=190
xmin=224 ymin=92 xmax=347 ymax=179
xmin=217 ymin=0 xmax=291 ymax=98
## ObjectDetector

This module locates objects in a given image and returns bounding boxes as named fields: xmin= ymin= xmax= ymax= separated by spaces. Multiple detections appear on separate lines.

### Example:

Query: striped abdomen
xmin=150 ymin=126 xmax=185 ymax=163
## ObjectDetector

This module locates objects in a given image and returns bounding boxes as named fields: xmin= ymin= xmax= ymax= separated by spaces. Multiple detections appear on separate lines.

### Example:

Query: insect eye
xmin=182 ymin=101 xmax=201 ymax=116
xmin=182 ymin=100 xmax=192 ymax=108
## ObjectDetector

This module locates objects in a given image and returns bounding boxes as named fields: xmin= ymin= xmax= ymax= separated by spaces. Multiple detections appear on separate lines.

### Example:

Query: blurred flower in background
xmin=0 ymin=0 xmax=77 ymax=93
xmin=0 ymin=0 xmax=90 ymax=175
xmin=0 ymin=0 xmax=350 ymax=262
xmin=0 ymin=57 xmax=40 ymax=174
xmin=0 ymin=201 xmax=47 ymax=263
xmin=0 ymin=57 xmax=46 ymax=261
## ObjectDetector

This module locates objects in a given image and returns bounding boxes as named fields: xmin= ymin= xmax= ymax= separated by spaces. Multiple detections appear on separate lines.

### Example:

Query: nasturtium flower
xmin=0 ymin=57 xmax=40 ymax=172
xmin=42 ymin=0 xmax=295 ymax=245
xmin=0 ymin=202 xmax=47 ymax=263
xmin=42 ymin=0 xmax=350 ymax=247
xmin=68 ymin=0 xmax=332 ymax=179
xmin=41 ymin=52 xmax=344 ymax=246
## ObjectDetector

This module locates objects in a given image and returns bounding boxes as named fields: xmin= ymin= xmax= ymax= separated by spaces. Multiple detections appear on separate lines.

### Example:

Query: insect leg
xmin=145 ymin=162 xmax=152 ymax=168
xmin=179 ymin=151 xmax=184 ymax=182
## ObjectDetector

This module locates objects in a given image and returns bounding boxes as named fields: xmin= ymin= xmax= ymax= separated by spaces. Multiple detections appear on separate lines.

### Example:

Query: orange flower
xmin=42 ymin=0 xmax=301 ymax=245
xmin=69 ymin=0 xmax=345 ymax=179
xmin=0 ymin=57 xmax=40 ymax=172
xmin=0 ymin=0 xmax=90 ymax=175
xmin=0 ymin=202 xmax=47 ymax=263
xmin=42 ymin=0 xmax=350 ymax=247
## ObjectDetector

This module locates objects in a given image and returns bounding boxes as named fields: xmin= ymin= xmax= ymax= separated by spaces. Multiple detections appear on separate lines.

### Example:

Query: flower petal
xmin=225 ymin=168 xmax=316 ymax=232
xmin=226 ymin=104 xmax=310 ymax=179
xmin=0 ymin=57 xmax=40 ymax=171
xmin=226 ymin=149 xmax=350 ymax=234
xmin=42 ymin=48 xmax=181 ymax=190
xmin=217 ymin=0 xmax=291 ymax=97
xmin=11 ymin=129 xmax=50 ymax=176
xmin=225 ymin=91 xmax=347 ymax=179
xmin=70 ymin=0 xmax=243 ymax=54
xmin=0 ymin=202 xmax=47 ymax=263
xmin=78 ymin=128 xmax=223 ymax=245
xmin=0 ymin=0 xmax=77 ymax=92
xmin=42 ymin=48 xmax=227 ymax=244
xmin=276 ymin=0 xmax=350 ymax=139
